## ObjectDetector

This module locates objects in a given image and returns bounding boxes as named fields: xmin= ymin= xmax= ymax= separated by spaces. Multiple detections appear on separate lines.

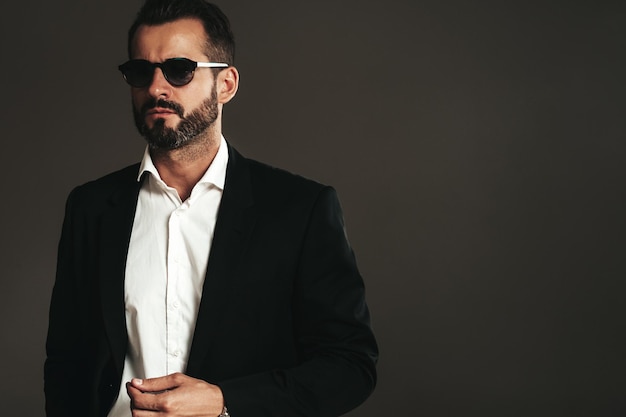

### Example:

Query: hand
xmin=126 ymin=372 xmax=224 ymax=417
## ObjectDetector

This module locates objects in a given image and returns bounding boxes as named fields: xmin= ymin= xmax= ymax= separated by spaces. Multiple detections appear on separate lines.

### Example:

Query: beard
xmin=133 ymin=88 xmax=219 ymax=151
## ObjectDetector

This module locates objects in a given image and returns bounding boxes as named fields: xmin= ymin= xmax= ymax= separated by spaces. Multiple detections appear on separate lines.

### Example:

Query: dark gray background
xmin=1 ymin=1 xmax=625 ymax=416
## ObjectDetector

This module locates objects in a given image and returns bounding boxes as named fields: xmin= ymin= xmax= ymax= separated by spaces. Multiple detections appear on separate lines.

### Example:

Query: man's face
xmin=129 ymin=18 xmax=219 ymax=150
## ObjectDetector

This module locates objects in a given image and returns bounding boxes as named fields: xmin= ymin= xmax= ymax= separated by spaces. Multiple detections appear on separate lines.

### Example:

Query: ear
xmin=217 ymin=66 xmax=239 ymax=104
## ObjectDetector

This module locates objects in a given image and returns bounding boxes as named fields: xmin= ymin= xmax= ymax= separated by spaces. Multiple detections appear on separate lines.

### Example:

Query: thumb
xmin=130 ymin=374 xmax=180 ymax=393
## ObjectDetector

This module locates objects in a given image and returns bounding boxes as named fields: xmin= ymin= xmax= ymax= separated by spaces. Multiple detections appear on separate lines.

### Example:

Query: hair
xmin=127 ymin=0 xmax=235 ymax=65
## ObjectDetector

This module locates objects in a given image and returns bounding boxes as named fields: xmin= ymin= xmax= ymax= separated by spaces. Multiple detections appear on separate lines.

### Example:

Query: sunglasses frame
xmin=118 ymin=57 xmax=229 ymax=88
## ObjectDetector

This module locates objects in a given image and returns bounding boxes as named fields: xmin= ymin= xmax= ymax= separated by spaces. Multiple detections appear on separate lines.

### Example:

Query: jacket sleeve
xmin=218 ymin=186 xmax=378 ymax=417
xmin=44 ymin=188 xmax=89 ymax=417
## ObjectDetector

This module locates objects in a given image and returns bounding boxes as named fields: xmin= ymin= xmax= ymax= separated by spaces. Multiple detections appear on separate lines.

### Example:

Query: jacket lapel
xmin=98 ymin=172 xmax=143 ymax=375
xmin=187 ymin=145 xmax=256 ymax=374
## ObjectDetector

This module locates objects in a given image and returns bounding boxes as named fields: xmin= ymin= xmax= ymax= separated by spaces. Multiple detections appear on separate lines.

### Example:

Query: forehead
xmin=130 ymin=18 xmax=209 ymax=60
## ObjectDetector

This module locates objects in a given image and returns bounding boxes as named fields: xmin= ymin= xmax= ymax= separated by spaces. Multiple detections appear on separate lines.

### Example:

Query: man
xmin=44 ymin=1 xmax=378 ymax=416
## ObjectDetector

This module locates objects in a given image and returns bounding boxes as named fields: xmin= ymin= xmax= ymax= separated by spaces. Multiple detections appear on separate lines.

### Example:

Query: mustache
xmin=141 ymin=98 xmax=184 ymax=118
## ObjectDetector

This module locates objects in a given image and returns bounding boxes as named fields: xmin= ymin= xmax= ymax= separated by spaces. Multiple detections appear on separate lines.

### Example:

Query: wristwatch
xmin=218 ymin=406 xmax=230 ymax=417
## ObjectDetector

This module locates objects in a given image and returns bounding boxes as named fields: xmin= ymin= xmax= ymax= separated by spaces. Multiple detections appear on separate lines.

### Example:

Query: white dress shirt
xmin=108 ymin=137 xmax=228 ymax=417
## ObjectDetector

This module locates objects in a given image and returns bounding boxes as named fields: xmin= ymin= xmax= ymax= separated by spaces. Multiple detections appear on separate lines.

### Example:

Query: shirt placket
xmin=166 ymin=205 xmax=186 ymax=374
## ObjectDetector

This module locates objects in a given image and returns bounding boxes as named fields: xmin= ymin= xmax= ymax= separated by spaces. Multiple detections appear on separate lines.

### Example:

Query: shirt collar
xmin=136 ymin=135 xmax=229 ymax=191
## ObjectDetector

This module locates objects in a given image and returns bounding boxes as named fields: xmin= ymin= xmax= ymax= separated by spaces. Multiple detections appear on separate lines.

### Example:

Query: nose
xmin=148 ymin=67 xmax=172 ymax=98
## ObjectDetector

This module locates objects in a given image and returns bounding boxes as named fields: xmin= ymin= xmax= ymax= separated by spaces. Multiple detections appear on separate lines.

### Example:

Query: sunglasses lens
xmin=119 ymin=60 xmax=154 ymax=87
xmin=118 ymin=58 xmax=198 ymax=87
xmin=162 ymin=59 xmax=196 ymax=86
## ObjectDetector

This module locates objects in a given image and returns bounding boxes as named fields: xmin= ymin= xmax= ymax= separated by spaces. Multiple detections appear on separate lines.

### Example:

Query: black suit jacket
xmin=45 ymin=144 xmax=378 ymax=417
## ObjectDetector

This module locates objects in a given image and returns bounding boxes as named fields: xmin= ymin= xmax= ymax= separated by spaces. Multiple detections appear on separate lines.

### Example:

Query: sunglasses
xmin=118 ymin=57 xmax=229 ymax=87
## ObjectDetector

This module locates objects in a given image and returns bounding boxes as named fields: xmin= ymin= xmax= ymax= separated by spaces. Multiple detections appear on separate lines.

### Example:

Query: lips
xmin=147 ymin=107 xmax=177 ymax=116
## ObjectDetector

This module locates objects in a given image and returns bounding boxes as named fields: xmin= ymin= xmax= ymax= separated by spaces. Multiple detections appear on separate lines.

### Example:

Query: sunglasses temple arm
xmin=197 ymin=62 xmax=229 ymax=68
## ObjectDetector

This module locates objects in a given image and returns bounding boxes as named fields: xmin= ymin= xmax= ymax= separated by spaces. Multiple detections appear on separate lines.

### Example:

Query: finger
xmin=127 ymin=382 xmax=165 ymax=412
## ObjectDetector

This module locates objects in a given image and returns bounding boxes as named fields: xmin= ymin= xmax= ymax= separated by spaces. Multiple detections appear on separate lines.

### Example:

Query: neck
xmin=150 ymin=131 xmax=221 ymax=201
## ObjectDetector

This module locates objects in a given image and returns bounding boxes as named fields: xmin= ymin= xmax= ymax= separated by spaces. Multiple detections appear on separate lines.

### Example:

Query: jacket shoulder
xmin=245 ymin=157 xmax=327 ymax=196
xmin=66 ymin=163 xmax=140 ymax=209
